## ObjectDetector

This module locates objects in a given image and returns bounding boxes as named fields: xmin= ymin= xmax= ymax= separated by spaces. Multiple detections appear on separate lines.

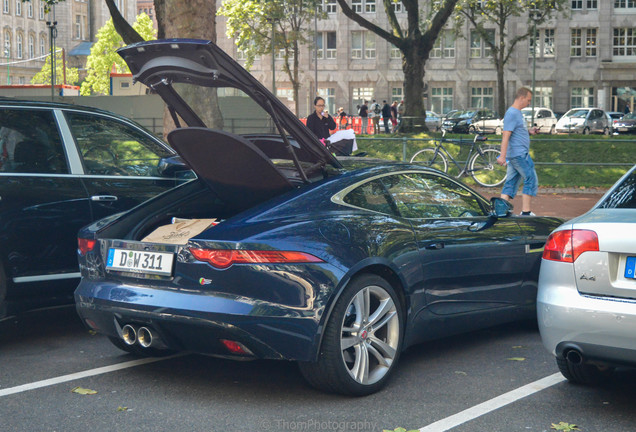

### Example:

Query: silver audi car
xmin=538 ymin=164 xmax=636 ymax=384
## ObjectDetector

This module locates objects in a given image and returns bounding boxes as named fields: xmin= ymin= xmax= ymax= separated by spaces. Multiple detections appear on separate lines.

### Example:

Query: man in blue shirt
xmin=497 ymin=87 xmax=539 ymax=216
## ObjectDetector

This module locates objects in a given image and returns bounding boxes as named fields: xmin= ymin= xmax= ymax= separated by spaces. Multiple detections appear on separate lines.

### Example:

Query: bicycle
xmin=409 ymin=130 xmax=507 ymax=187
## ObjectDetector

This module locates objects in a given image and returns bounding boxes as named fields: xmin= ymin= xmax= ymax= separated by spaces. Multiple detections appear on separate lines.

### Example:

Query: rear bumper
xmin=75 ymin=280 xmax=323 ymax=361
xmin=537 ymin=259 xmax=636 ymax=367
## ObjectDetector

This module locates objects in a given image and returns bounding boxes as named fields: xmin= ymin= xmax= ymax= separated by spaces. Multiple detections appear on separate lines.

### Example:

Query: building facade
xmin=215 ymin=0 xmax=636 ymax=118
xmin=1 ymin=0 xmax=137 ymax=86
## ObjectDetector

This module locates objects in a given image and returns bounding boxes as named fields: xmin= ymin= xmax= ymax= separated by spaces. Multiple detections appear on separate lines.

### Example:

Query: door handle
xmin=91 ymin=195 xmax=118 ymax=202
xmin=425 ymin=242 xmax=445 ymax=250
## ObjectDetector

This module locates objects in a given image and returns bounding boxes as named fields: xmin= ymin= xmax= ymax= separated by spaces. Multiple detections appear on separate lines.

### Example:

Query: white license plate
xmin=106 ymin=248 xmax=174 ymax=276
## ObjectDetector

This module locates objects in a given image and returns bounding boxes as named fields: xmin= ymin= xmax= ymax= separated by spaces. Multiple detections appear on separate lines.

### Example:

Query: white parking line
xmin=419 ymin=373 xmax=566 ymax=431
xmin=0 ymin=355 xmax=181 ymax=398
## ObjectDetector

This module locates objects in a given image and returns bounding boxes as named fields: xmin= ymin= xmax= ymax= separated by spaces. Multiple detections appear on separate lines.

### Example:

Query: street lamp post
xmin=46 ymin=4 xmax=58 ymax=100
xmin=4 ymin=42 xmax=9 ymax=85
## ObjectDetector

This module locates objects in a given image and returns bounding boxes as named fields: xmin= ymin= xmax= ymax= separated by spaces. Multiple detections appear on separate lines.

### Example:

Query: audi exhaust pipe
xmin=121 ymin=324 xmax=137 ymax=346
xmin=137 ymin=327 xmax=154 ymax=348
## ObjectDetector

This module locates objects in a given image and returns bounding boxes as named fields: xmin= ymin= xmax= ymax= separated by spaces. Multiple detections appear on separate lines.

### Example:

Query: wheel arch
xmin=311 ymin=260 xmax=410 ymax=362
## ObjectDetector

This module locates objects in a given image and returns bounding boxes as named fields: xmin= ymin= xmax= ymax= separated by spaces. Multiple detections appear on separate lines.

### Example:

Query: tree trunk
xmin=401 ymin=44 xmax=428 ymax=132
xmin=496 ymin=58 xmax=506 ymax=117
xmin=155 ymin=0 xmax=222 ymax=136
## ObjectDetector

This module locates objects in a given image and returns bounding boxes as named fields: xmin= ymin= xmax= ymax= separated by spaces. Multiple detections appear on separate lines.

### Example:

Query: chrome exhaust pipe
xmin=121 ymin=324 xmax=137 ymax=346
xmin=565 ymin=349 xmax=583 ymax=365
xmin=137 ymin=326 xmax=154 ymax=348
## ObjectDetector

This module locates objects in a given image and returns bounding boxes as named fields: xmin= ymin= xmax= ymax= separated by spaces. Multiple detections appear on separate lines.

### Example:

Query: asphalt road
xmin=2 ymin=306 xmax=636 ymax=432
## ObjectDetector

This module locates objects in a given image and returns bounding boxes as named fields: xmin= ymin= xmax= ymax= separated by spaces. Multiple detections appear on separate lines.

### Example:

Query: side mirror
xmin=490 ymin=197 xmax=512 ymax=218
xmin=157 ymin=155 xmax=193 ymax=178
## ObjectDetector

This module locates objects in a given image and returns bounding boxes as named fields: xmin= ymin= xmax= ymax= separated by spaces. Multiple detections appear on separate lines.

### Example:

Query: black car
xmin=74 ymin=39 xmax=562 ymax=396
xmin=613 ymin=112 xmax=636 ymax=134
xmin=0 ymin=100 xmax=192 ymax=320
xmin=441 ymin=108 xmax=503 ymax=134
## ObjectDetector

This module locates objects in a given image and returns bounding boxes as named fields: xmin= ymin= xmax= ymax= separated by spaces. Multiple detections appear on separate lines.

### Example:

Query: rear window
xmin=598 ymin=169 xmax=636 ymax=209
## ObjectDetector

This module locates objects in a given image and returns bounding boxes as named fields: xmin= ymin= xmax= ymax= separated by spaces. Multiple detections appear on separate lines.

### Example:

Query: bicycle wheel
xmin=410 ymin=148 xmax=448 ymax=173
xmin=469 ymin=147 xmax=506 ymax=187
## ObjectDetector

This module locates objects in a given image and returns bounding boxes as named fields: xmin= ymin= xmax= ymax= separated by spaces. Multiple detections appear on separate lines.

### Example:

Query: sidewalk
xmin=475 ymin=187 xmax=607 ymax=220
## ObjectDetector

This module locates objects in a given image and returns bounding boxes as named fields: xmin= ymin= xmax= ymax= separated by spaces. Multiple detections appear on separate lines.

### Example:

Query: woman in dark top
xmin=306 ymin=97 xmax=336 ymax=140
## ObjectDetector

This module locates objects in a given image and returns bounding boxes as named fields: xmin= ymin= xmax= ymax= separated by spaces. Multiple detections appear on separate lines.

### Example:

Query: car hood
xmin=117 ymin=39 xmax=340 ymax=170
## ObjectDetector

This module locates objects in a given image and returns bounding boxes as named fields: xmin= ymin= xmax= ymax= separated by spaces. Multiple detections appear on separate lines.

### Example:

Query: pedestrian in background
xmin=359 ymin=101 xmax=369 ymax=134
xmin=390 ymin=101 xmax=398 ymax=133
xmin=369 ymin=99 xmax=381 ymax=134
xmin=306 ymin=96 xmax=336 ymax=140
xmin=381 ymin=100 xmax=391 ymax=134
xmin=395 ymin=100 xmax=405 ymax=133
xmin=497 ymin=87 xmax=539 ymax=216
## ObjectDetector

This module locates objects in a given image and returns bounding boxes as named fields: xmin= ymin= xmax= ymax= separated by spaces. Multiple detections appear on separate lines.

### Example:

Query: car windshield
xmin=455 ymin=111 xmax=476 ymax=119
xmin=598 ymin=168 xmax=636 ymax=209
xmin=521 ymin=108 xmax=534 ymax=118
xmin=623 ymin=113 xmax=636 ymax=120
xmin=565 ymin=109 xmax=589 ymax=118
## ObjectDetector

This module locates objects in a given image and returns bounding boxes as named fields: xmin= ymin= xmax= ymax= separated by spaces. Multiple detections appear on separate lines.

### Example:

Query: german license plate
xmin=625 ymin=256 xmax=636 ymax=279
xmin=107 ymin=248 xmax=174 ymax=276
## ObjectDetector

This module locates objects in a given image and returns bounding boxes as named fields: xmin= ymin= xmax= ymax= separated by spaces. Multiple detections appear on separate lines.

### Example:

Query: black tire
xmin=556 ymin=356 xmax=613 ymax=385
xmin=550 ymin=125 xmax=556 ymax=135
xmin=603 ymin=127 xmax=610 ymax=136
xmin=298 ymin=274 xmax=404 ymax=396
xmin=107 ymin=336 xmax=175 ymax=357
xmin=469 ymin=147 xmax=507 ymax=187
xmin=583 ymin=127 xmax=591 ymax=135
xmin=409 ymin=148 xmax=448 ymax=173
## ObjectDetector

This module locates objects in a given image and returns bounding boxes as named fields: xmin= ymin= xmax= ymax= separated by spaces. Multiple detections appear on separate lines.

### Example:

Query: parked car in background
xmin=425 ymin=111 xmax=441 ymax=131
xmin=441 ymin=108 xmax=502 ymax=134
xmin=612 ymin=112 xmax=636 ymax=134
xmin=521 ymin=107 xmax=557 ymax=134
xmin=74 ymin=39 xmax=562 ymax=396
xmin=607 ymin=111 xmax=624 ymax=121
xmin=555 ymin=108 xmax=611 ymax=135
xmin=0 ymin=99 xmax=192 ymax=320
xmin=538 ymin=164 xmax=636 ymax=385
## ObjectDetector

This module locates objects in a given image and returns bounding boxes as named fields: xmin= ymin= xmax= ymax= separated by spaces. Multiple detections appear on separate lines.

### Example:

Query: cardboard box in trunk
xmin=141 ymin=218 xmax=217 ymax=245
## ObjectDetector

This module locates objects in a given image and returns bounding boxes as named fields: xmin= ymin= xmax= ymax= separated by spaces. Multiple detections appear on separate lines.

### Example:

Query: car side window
xmin=343 ymin=179 xmax=397 ymax=215
xmin=0 ymin=108 xmax=69 ymax=174
xmin=65 ymin=112 xmax=172 ymax=177
xmin=382 ymin=173 xmax=487 ymax=219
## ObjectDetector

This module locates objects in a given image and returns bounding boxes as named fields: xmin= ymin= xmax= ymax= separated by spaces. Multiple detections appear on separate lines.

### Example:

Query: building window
xmin=571 ymin=0 xmax=582 ymax=9
xmin=351 ymin=31 xmax=375 ymax=59
xmin=587 ymin=0 xmax=597 ymax=8
xmin=275 ymin=49 xmax=294 ymax=60
xmin=28 ymin=35 xmax=34 ymax=58
xmin=75 ymin=15 xmax=82 ymax=39
xmin=365 ymin=32 xmax=376 ymax=58
xmin=390 ymin=44 xmax=401 ymax=59
xmin=571 ymin=28 xmax=597 ymax=57
xmin=530 ymin=28 xmax=556 ymax=58
xmin=571 ymin=29 xmax=582 ymax=57
xmin=613 ymin=28 xmax=636 ymax=56
xmin=352 ymin=0 xmax=362 ymax=13
xmin=316 ymin=32 xmax=337 ymax=59
xmin=431 ymin=30 xmax=456 ymax=59
xmin=16 ymin=33 xmax=22 ymax=58
xmin=3 ymin=0 xmax=8 ymax=14
xmin=533 ymin=87 xmax=553 ymax=108
xmin=586 ymin=28 xmax=597 ymax=57
xmin=318 ymin=87 xmax=335 ymax=114
xmin=322 ymin=0 xmax=337 ymax=13
xmin=4 ymin=31 xmax=10 ymax=57
xmin=276 ymin=88 xmax=294 ymax=101
xmin=352 ymin=87 xmax=374 ymax=111
xmin=40 ymin=36 xmax=46 ymax=56
xmin=39 ymin=1 xmax=44 ymax=19
xmin=391 ymin=87 xmax=403 ymax=103
xmin=470 ymin=30 xmax=494 ymax=58
xmin=27 ymin=1 xmax=32 ymax=17
xmin=351 ymin=31 xmax=362 ymax=59
xmin=15 ymin=0 xmax=21 ymax=15
xmin=614 ymin=0 xmax=636 ymax=8
xmin=393 ymin=1 xmax=403 ymax=12
xmin=431 ymin=87 xmax=454 ymax=114
xmin=571 ymin=87 xmax=594 ymax=107
xmin=470 ymin=87 xmax=494 ymax=109
xmin=365 ymin=0 xmax=375 ymax=13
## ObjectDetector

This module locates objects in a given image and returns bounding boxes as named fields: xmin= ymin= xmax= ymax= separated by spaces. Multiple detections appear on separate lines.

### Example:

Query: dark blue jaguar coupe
xmin=75 ymin=39 xmax=561 ymax=396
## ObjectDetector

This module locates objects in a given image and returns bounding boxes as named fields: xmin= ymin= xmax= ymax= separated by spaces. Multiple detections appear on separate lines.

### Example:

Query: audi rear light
xmin=189 ymin=249 xmax=324 ymax=269
xmin=78 ymin=238 xmax=96 ymax=255
xmin=542 ymin=229 xmax=599 ymax=263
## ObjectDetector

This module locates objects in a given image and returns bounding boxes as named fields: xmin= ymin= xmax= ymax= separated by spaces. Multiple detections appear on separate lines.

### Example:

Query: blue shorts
xmin=501 ymin=154 xmax=538 ymax=198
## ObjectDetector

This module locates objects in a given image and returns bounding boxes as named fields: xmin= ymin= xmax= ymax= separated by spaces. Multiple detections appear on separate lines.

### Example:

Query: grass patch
xmin=355 ymin=132 xmax=634 ymax=188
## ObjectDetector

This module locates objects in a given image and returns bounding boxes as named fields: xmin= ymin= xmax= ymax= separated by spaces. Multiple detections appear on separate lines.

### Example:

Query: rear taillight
xmin=78 ymin=238 xmax=96 ymax=255
xmin=189 ymin=249 xmax=324 ymax=269
xmin=542 ymin=229 xmax=599 ymax=263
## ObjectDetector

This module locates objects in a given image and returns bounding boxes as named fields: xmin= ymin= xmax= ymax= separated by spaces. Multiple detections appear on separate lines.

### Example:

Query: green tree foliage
xmin=454 ymin=0 xmax=568 ymax=115
xmin=219 ymin=0 xmax=323 ymax=115
xmin=31 ymin=50 xmax=80 ymax=86
xmin=80 ymin=13 xmax=156 ymax=96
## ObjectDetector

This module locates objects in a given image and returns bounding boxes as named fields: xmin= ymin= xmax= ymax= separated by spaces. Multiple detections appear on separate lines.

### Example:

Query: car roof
xmin=0 ymin=97 xmax=140 ymax=122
